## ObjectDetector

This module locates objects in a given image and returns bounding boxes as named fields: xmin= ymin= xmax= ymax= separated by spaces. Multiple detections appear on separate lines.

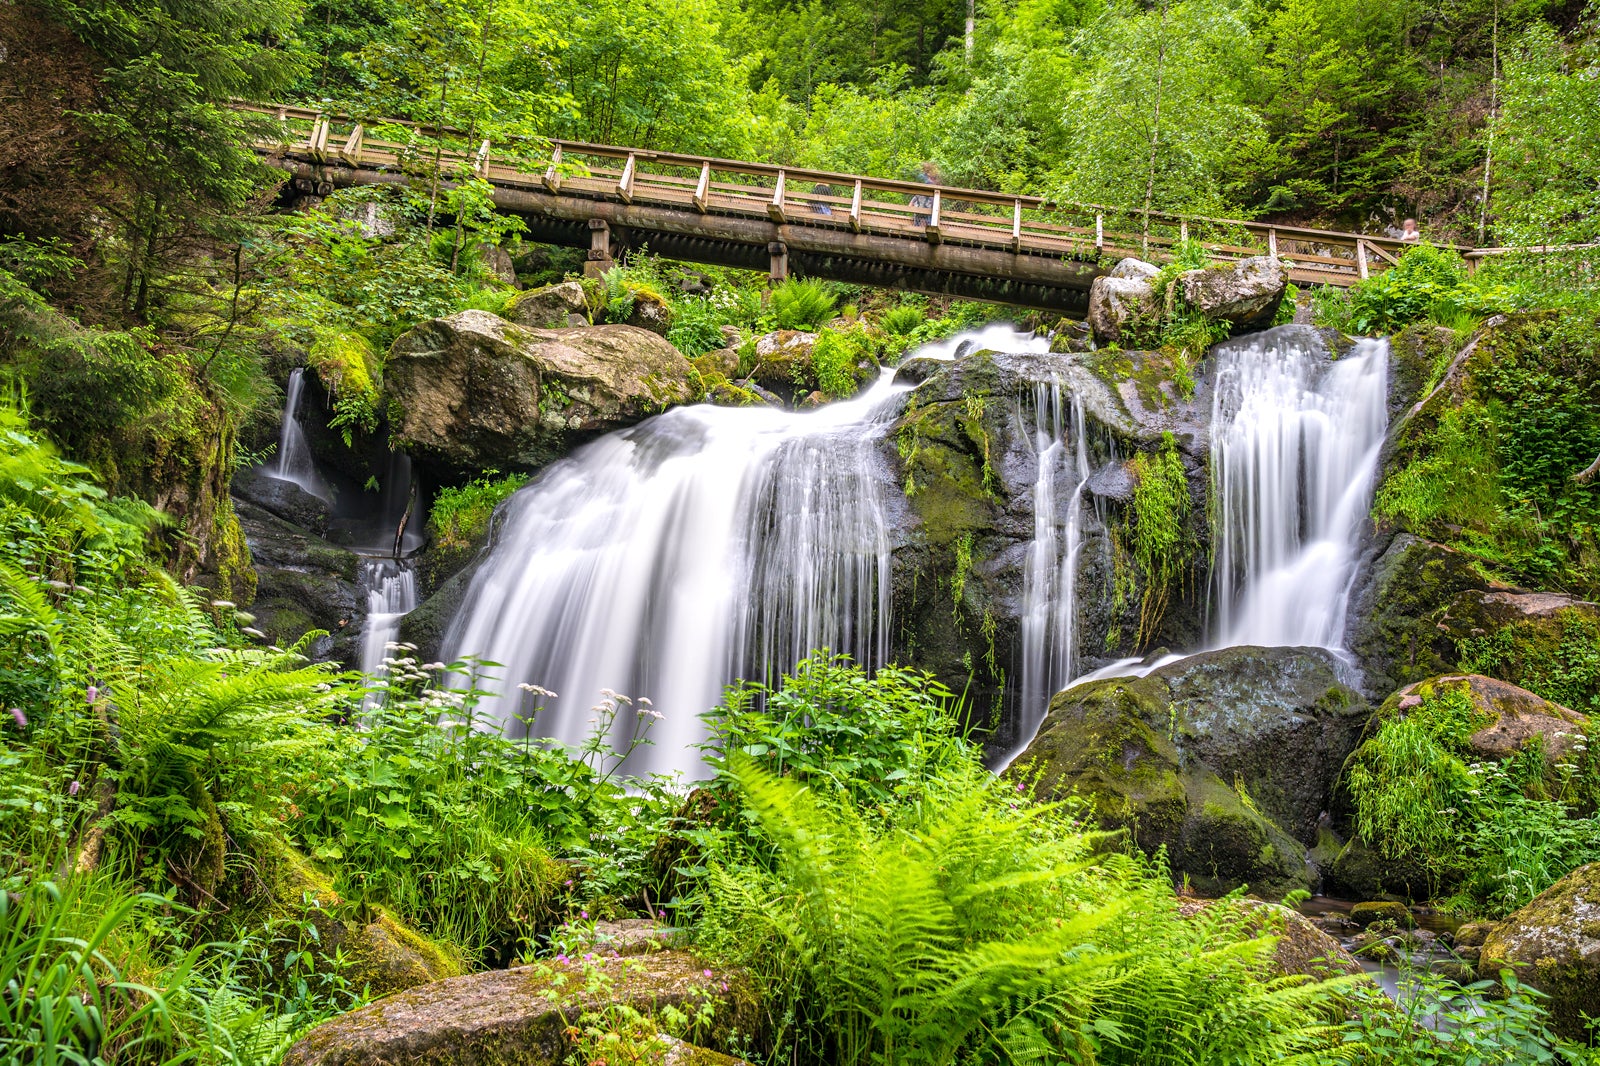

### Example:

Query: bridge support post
xmin=584 ymin=218 xmax=613 ymax=278
xmin=768 ymin=241 xmax=788 ymax=285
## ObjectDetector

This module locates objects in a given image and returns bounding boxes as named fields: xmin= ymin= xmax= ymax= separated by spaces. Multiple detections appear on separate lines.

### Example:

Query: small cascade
xmin=270 ymin=369 xmax=330 ymax=500
xmin=1014 ymin=379 xmax=1090 ymax=758
xmin=443 ymin=373 xmax=908 ymax=780
xmin=359 ymin=557 xmax=418 ymax=706
xmin=1210 ymin=334 xmax=1389 ymax=648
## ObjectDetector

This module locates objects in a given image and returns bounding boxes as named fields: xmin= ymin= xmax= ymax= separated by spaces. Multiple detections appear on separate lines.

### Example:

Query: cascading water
xmin=271 ymin=369 xmax=330 ymax=500
xmin=359 ymin=558 xmax=418 ymax=707
xmin=442 ymin=373 xmax=907 ymax=780
xmin=1014 ymin=379 xmax=1090 ymax=758
xmin=1209 ymin=333 xmax=1389 ymax=649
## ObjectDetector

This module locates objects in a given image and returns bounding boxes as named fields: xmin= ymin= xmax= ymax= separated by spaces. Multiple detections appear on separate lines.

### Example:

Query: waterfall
xmin=442 ymin=373 xmax=906 ymax=780
xmin=1014 ymin=379 xmax=1090 ymax=759
xmin=1209 ymin=333 xmax=1389 ymax=648
xmin=359 ymin=557 xmax=418 ymax=706
xmin=271 ymin=369 xmax=330 ymax=500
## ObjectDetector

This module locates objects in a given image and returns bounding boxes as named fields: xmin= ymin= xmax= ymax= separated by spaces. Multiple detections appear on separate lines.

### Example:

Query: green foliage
xmin=693 ymin=755 xmax=1355 ymax=1066
xmin=1126 ymin=433 xmax=1192 ymax=647
xmin=1345 ymin=680 xmax=1600 ymax=916
xmin=769 ymin=279 xmax=838 ymax=332
xmin=703 ymin=653 xmax=970 ymax=815
xmin=428 ymin=472 xmax=528 ymax=551
xmin=809 ymin=328 xmax=869 ymax=399
xmin=307 ymin=330 xmax=380 ymax=445
xmin=1457 ymin=616 xmax=1600 ymax=717
xmin=880 ymin=304 xmax=926 ymax=337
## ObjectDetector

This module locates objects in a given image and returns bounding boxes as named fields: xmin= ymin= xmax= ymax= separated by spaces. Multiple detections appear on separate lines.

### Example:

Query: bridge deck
xmin=242 ymin=103 xmax=1470 ymax=310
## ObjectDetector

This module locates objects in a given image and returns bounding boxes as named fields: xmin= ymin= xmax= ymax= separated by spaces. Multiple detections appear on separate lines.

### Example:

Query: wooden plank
xmin=618 ymin=153 xmax=636 ymax=203
xmin=1268 ymin=227 xmax=1278 ymax=257
xmin=849 ymin=180 xmax=863 ymax=233
xmin=474 ymin=139 xmax=491 ymax=178
xmin=693 ymin=161 xmax=710 ymax=212
xmin=926 ymin=189 xmax=942 ymax=244
xmin=1357 ymin=240 xmax=1370 ymax=279
xmin=769 ymin=170 xmax=787 ymax=223
xmin=1366 ymin=241 xmax=1399 ymax=266
xmin=1011 ymin=199 xmax=1022 ymax=253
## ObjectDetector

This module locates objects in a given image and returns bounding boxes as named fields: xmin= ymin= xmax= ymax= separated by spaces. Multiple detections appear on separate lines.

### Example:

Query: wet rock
xmin=233 ymin=467 xmax=332 ymax=535
xmin=281 ymin=951 xmax=757 ymax=1066
xmin=1049 ymin=318 xmax=1093 ymax=354
xmin=693 ymin=347 xmax=740 ymax=380
xmin=1435 ymin=592 xmax=1600 ymax=714
xmin=503 ymin=281 xmax=590 ymax=329
xmin=1349 ymin=901 xmax=1413 ymax=928
xmin=1177 ymin=256 xmax=1289 ymax=330
xmin=1346 ymin=533 xmax=1493 ymax=698
xmin=234 ymin=498 xmax=364 ymax=665
xmin=385 ymin=311 xmax=697 ymax=477
xmin=1324 ymin=836 xmax=1433 ymax=902
xmin=1087 ymin=258 xmax=1159 ymax=344
xmin=747 ymin=330 xmax=817 ymax=400
xmin=623 ymin=290 xmax=674 ymax=336
xmin=1480 ymin=862 xmax=1600 ymax=1040
xmin=1012 ymin=646 xmax=1369 ymax=898
xmin=1375 ymin=673 xmax=1588 ymax=780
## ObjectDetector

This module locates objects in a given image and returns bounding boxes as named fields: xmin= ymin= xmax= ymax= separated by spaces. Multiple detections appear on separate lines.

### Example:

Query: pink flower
xmin=8 ymin=708 xmax=25 ymax=729
xmin=579 ymin=910 xmax=588 ymax=920
xmin=68 ymin=780 xmax=80 ymax=796
xmin=703 ymin=969 xmax=712 ymax=978
xmin=86 ymin=685 xmax=98 ymax=704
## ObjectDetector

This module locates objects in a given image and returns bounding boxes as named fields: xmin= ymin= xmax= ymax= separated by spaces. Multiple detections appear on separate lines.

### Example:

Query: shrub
xmin=769 ymin=278 xmax=837 ymax=331
xmin=880 ymin=304 xmax=925 ymax=336
xmin=428 ymin=472 xmax=528 ymax=551
xmin=809 ymin=328 xmax=870 ymax=400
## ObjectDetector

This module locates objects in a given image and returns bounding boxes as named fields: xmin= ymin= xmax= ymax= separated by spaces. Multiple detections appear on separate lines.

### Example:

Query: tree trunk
xmin=1575 ymin=451 xmax=1600 ymax=484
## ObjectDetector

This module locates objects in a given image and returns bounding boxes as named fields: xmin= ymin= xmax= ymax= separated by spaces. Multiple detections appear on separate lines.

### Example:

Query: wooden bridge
xmin=245 ymin=103 xmax=1463 ymax=315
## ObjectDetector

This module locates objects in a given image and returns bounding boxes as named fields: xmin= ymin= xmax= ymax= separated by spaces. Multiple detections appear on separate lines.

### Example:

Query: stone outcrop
xmin=1372 ymin=672 xmax=1587 ymax=774
xmin=1086 ymin=258 xmax=1159 ymax=344
xmin=282 ymin=951 xmax=757 ymax=1066
xmin=1178 ymin=898 xmax=1363 ymax=979
xmin=1012 ymin=646 xmax=1370 ymax=898
xmin=747 ymin=330 xmax=818 ymax=399
xmin=503 ymin=281 xmax=590 ymax=329
xmin=384 ymin=311 xmax=697 ymax=476
xmin=233 ymin=498 xmax=364 ymax=665
xmin=1479 ymin=862 xmax=1600 ymax=1040
xmin=1176 ymin=256 xmax=1289 ymax=329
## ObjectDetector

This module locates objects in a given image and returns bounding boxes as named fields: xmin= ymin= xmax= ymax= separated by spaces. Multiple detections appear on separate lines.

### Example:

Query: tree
xmin=1056 ymin=0 xmax=1263 ymax=219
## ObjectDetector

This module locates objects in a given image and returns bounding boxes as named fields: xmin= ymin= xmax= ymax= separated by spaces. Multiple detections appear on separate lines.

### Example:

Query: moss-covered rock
xmin=384 ymin=312 xmax=697 ymax=478
xmin=281 ymin=951 xmax=758 ymax=1066
xmin=233 ymin=497 xmax=365 ymax=665
xmin=233 ymin=840 xmax=466 ymax=1003
xmin=1178 ymin=898 xmax=1363 ymax=979
xmin=1349 ymin=901 xmax=1413 ymax=928
xmin=1012 ymin=646 xmax=1369 ymax=898
xmin=1324 ymin=836 xmax=1433 ymax=902
xmin=1479 ymin=862 xmax=1600 ymax=1041
xmin=1444 ymin=594 xmax=1600 ymax=717
xmin=503 ymin=281 xmax=590 ymax=329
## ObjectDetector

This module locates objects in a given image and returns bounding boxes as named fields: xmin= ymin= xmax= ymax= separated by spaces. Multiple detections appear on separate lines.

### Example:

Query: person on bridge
xmin=811 ymin=183 xmax=835 ymax=217
xmin=911 ymin=162 xmax=942 ymax=227
xmin=1400 ymin=218 xmax=1421 ymax=242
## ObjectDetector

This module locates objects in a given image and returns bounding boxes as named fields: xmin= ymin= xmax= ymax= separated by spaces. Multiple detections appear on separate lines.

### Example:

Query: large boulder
xmin=281 ymin=951 xmax=757 ymax=1066
xmin=1371 ymin=673 xmax=1587 ymax=778
xmin=503 ymin=280 xmax=590 ymax=329
xmin=1012 ymin=646 xmax=1370 ymax=898
xmin=747 ymin=330 xmax=818 ymax=399
xmin=384 ymin=311 xmax=698 ymax=475
xmin=1479 ymin=862 xmax=1600 ymax=1040
xmin=1436 ymin=591 xmax=1600 ymax=716
xmin=233 ymin=466 xmax=332 ymax=535
xmin=1086 ymin=259 xmax=1160 ymax=344
xmin=1176 ymin=256 xmax=1289 ymax=329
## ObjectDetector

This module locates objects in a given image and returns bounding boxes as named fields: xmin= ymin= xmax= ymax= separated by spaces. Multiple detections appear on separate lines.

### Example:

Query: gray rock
xmin=1010 ymin=646 xmax=1370 ymax=898
xmin=1087 ymin=271 xmax=1159 ymax=344
xmin=234 ymin=498 xmax=364 ymax=665
xmin=503 ymin=281 xmax=590 ymax=329
xmin=1110 ymin=257 xmax=1160 ymax=281
xmin=1177 ymin=255 xmax=1289 ymax=328
xmin=1481 ymin=863 xmax=1600 ymax=1040
xmin=233 ymin=467 xmax=332 ymax=535
xmin=479 ymin=243 xmax=519 ymax=286
xmin=624 ymin=292 xmax=673 ymax=336
xmin=384 ymin=311 xmax=697 ymax=476
xmin=280 ymin=951 xmax=756 ymax=1066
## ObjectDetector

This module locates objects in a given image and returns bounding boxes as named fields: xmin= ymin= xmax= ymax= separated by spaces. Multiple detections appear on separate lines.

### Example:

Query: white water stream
xmin=270 ymin=368 xmax=331 ymax=501
xmin=359 ymin=558 xmax=418 ymax=708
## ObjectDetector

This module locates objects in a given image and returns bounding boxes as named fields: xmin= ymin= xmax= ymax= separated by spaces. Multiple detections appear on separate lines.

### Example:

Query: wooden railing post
xmin=339 ymin=124 xmax=364 ymax=166
xmin=1011 ymin=199 xmax=1023 ymax=253
xmin=542 ymin=146 xmax=563 ymax=193
xmin=693 ymin=161 xmax=710 ymax=213
xmin=926 ymin=189 xmax=942 ymax=244
xmin=585 ymin=218 xmax=613 ymax=278
xmin=769 ymin=170 xmax=788 ymax=223
xmin=768 ymin=240 xmax=788 ymax=284
xmin=473 ymin=139 xmax=491 ymax=178
xmin=618 ymin=154 xmax=636 ymax=204
xmin=1095 ymin=213 xmax=1104 ymax=254
xmin=1179 ymin=220 xmax=1188 ymax=242
xmin=1356 ymin=239 xmax=1370 ymax=279
xmin=849 ymin=180 xmax=863 ymax=233
xmin=1268 ymin=227 xmax=1278 ymax=258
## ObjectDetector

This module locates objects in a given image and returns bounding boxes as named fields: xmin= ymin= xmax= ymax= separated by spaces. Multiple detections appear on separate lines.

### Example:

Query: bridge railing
xmin=240 ymin=103 xmax=1460 ymax=288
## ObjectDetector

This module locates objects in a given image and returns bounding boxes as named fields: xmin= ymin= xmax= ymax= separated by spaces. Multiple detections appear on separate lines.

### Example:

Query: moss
xmin=1456 ymin=610 xmax=1600 ymax=716
xmin=309 ymin=331 xmax=382 ymax=444
xmin=1125 ymin=434 xmax=1193 ymax=648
